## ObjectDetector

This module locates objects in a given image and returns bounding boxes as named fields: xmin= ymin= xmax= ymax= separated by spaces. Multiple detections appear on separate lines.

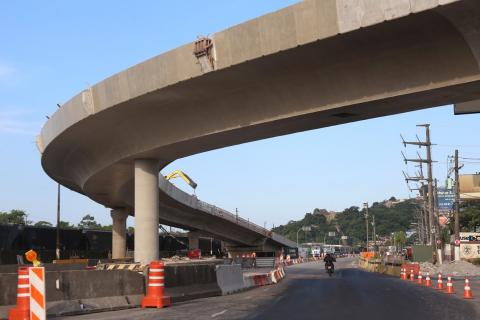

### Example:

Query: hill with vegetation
xmin=272 ymin=197 xmax=419 ymax=246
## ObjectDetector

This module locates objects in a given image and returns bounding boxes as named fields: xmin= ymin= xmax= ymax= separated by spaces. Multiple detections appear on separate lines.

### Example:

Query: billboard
xmin=459 ymin=174 xmax=480 ymax=200
xmin=460 ymin=232 xmax=480 ymax=259
xmin=437 ymin=188 xmax=455 ymax=211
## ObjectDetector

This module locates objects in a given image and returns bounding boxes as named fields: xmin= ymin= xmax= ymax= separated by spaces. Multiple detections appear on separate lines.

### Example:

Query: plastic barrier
xmin=141 ymin=261 xmax=170 ymax=309
xmin=8 ymin=267 xmax=30 ymax=320
xmin=29 ymin=267 xmax=46 ymax=320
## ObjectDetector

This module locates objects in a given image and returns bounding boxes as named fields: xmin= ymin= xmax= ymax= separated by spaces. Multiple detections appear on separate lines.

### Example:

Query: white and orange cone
xmin=445 ymin=275 xmax=455 ymax=294
xmin=410 ymin=269 xmax=415 ymax=282
xmin=463 ymin=278 xmax=473 ymax=299
xmin=425 ymin=272 xmax=432 ymax=287
xmin=417 ymin=271 xmax=423 ymax=285
xmin=436 ymin=273 xmax=444 ymax=290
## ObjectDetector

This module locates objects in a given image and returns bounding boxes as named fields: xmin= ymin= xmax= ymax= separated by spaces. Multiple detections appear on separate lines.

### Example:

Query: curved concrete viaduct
xmin=38 ymin=0 xmax=480 ymax=264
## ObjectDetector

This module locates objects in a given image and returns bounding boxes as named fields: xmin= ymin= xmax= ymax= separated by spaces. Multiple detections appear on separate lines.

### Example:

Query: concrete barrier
xmin=164 ymin=262 xmax=222 ymax=302
xmin=215 ymin=264 xmax=245 ymax=295
xmin=0 ymin=269 xmax=145 ymax=319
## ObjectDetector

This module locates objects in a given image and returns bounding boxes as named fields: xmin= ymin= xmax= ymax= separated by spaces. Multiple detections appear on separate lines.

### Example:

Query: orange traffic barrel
xmin=141 ymin=261 xmax=171 ymax=308
xmin=8 ymin=267 xmax=30 ymax=320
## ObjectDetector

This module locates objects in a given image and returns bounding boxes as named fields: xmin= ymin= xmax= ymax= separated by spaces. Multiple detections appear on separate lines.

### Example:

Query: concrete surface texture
xmin=216 ymin=264 xmax=245 ymax=295
xmin=110 ymin=208 xmax=129 ymax=259
xmin=52 ymin=258 xmax=480 ymax=320
xmin=38 ymin=0 xmax=480 ymax=262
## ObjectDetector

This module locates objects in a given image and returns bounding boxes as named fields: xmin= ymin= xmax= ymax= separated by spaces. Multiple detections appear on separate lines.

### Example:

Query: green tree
xmin=272 ymin=198 xmax=419 ymax=247
xmin=0 ymin=209 xmax=30 ymax=225
xmin=459 ymin=204 xmax=480 ymax=232
xmin=34 ymin=221 xmax=53 ymax=227
xmin=78 ymin=214 xmax=102 ymax=230
xmin=393 ymin=231 xmax=406 ymax=249
xmin=58 ymin=220 xmax=74 ymax=229
xmin=100 ymin=224 xmax=113 ymax=231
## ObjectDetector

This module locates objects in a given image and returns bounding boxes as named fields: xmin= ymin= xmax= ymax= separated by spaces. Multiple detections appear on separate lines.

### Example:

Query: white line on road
xmin=211 ymin=309 xmax=227 ymax=318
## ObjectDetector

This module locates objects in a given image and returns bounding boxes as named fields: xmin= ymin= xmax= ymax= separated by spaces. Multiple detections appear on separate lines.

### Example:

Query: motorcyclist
xmin=323 ymin=253 xmax=336 ymax=271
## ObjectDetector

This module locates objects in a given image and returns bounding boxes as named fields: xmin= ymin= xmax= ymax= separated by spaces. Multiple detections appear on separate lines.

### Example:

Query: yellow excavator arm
xmin=164 ymin=170 xmax=198 ymax=190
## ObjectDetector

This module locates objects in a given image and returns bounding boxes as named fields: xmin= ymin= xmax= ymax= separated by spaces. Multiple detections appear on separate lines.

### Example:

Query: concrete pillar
xmin=134 ymin=159 xmax=160 ymax=264
xmin=188 ymin=231 xmax=200 ymax=250
xmin=110 ymin=208 xmax=129 ymax=259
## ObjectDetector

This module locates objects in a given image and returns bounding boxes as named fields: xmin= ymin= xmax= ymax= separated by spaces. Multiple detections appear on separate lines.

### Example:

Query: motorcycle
xmin=325 ymin=262 xmax=334 ymax=277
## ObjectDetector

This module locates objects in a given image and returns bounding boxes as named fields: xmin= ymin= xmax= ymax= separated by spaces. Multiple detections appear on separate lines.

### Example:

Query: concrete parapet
xmin=164 ymin=262 xmax=222 ymax=302
xmin=358 ymin=258 xmax=402 ymax=277
xmin=215 ymin=264 xmax=245 ymax=295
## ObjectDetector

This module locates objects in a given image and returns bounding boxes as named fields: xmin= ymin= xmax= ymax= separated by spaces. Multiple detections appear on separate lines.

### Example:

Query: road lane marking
xmin=212 ymin=309 xmax=227 ymax=318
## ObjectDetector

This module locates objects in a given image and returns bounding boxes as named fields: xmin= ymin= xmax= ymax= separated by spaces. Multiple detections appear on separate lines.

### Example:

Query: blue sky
xmin=1 ymin=1 xmax=479 ymax=229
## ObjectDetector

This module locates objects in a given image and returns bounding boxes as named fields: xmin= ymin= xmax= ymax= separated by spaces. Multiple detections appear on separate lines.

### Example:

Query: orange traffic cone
xmin=410 ymin=269 xmax=415 ymax=282
xmin=417 ymin=271 xmax=423 ymax=285
xmin=8 ymin=267 xmax=30 ymax=320
xmin=401 ymin=268 xmax=407 ymax=280
xmin=141 ymin=261 xmax=171 ymax=308
xmin=463 ymin=278 xmax=473 ymax=299
xmin=436 ymin=273 xmax=444 ymax=290
xmin=425 ymin=273 xmax=432 ymax=287
xmin=445 ymin=275 xmax=455 ymax=294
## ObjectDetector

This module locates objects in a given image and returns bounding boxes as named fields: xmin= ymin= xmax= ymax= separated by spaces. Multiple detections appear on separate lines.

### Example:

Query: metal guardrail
xmin=197 ymin=200 xmax=270 ymax=237
xmin=159 ymin=176 xmax=298 ymax=248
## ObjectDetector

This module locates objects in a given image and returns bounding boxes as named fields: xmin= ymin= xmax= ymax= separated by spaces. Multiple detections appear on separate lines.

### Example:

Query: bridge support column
xmin=134 ymin=159 xmax=160 ymax=264
xmin=188 ymin=231 xmax=200 ymax=250
xmin=110 ymin=208 xmax=129 ymax=259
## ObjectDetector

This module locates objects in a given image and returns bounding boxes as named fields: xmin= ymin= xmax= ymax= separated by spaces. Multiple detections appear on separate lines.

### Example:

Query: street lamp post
xmin=363 ymin=202 xmax=369 ymax=251
xmin=297 ymin=225 xmax=312 ymax=247
xmin=56 ymin=183 xmax=61 ymax=260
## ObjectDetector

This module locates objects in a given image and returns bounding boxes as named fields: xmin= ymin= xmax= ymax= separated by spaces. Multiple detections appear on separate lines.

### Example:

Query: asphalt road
xmin=60 ymin=258 xmax=480 ymax=320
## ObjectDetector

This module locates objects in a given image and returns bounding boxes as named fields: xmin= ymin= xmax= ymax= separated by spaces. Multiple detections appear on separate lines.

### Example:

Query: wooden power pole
xmin=402 ymin=124 xmax=441 ymax=262
xmin=454 ymin=150 xmax=461 ymax=261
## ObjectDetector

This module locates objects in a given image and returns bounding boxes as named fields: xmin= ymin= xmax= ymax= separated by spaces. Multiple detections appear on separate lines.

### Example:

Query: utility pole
xmin=423 ymin=124 xmax=438 ymax=251
xmin=434 ymin=178 xmax=443 ymax=264
xmin=56 ymin=183 xmax=61 ymax=260
xmin=401 ymin=125 xmax=437 ymax=246
xmin=363 ymin=202 xmax=369 ymax=251
xmin=372 ymin=214 xmax=376 ymax=250
xmin=421 ymin=183 xmax=431 ymax=245
xmin=454 ymin=149 xmax=461 ymax=261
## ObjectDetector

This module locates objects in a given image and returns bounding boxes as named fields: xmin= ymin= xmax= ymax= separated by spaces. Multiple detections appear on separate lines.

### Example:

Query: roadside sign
xmin=454 ymin=239 xmax=460 ymax=246
xmin=328 ymin=232 xmax=336 ymax=237
xmin=341 ymin=236 xmax=348 ymax=240
xmin=437 ymin=188 xmax=455 ymax=211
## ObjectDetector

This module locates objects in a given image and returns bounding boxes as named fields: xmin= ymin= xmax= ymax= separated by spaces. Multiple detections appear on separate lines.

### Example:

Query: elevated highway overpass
xmin=37 ymin=0 xmax=480 ymax=264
